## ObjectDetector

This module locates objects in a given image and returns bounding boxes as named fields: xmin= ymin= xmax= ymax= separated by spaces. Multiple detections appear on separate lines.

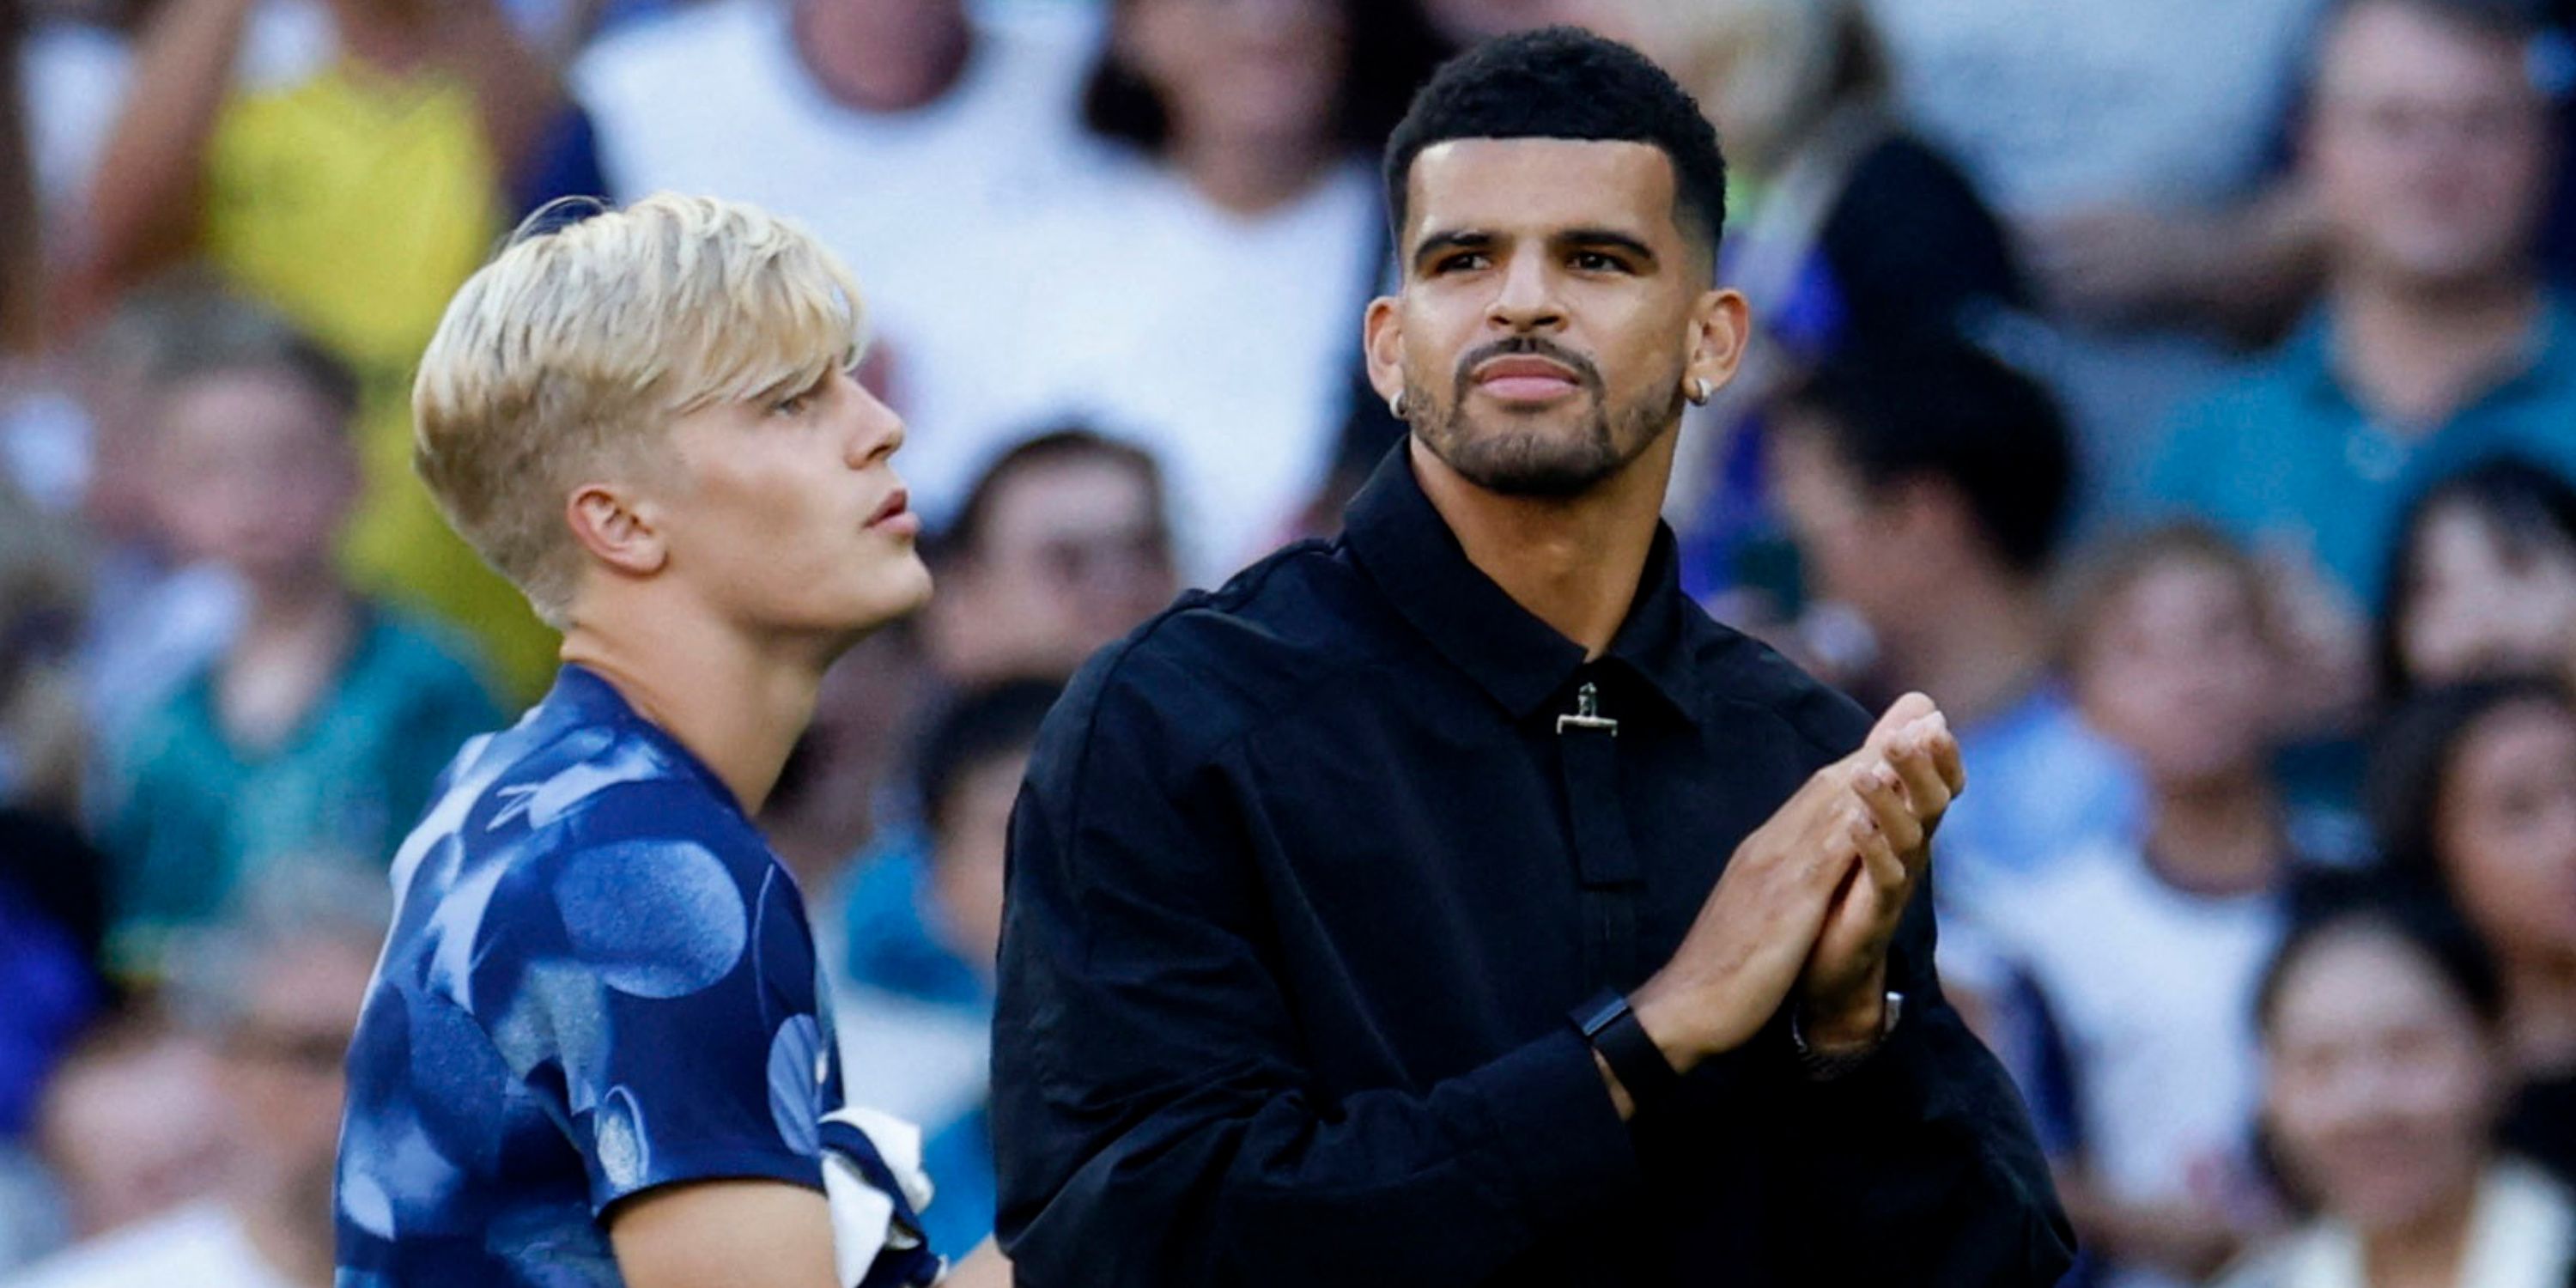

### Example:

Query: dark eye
xmin=1571 ymin=251 xmax=1626 ymax=273
xmin=1437 ymin=252 xmax=1491 ymax=274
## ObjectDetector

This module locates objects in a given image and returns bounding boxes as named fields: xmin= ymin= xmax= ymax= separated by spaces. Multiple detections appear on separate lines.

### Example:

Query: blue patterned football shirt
xmin=336 ymin=665 xmax=844 ymax=1286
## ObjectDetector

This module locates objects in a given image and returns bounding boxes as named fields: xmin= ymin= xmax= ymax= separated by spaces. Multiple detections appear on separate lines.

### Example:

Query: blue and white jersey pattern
xmin=336 ymin=665 xmax=840 ymax=1287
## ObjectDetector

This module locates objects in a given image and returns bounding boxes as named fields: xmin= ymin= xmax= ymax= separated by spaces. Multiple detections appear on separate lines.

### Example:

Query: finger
xmin=1801 ymin=813 xmax=1866 ymax=902
xmin=1930 ymin=720 xmax=1967 ymax=798
xmin=1888 ymin=723 xmax=1954 ymax=825
xmin=1850 ymin=801 xmax=1905 ymax=896
xmin=1852 ymin=761 xmax=1923 ymax=856
xmin=1865 ymin=692 xmax=1939 ymax=753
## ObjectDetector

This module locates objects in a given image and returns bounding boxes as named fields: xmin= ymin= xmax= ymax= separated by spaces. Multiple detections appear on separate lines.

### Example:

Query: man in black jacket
xmin=992 ymin=27 xmax=2073 ymax=1286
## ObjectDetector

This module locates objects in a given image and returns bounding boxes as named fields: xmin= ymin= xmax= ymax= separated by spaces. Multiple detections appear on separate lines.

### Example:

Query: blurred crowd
xmin=3 ymin=0 xmax=2576 ymax=1284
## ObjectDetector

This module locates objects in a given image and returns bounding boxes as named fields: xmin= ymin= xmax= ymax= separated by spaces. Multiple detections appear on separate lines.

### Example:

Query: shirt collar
xmin=2291 ymin=290 xmax=2576 ymax=417
xmin=1341 ymin=446 xmax=1704 ymax=725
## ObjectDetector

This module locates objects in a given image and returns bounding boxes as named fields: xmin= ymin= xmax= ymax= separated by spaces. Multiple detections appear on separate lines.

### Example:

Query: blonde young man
xmin=332 ymin=195 xmax=998 ymax=1288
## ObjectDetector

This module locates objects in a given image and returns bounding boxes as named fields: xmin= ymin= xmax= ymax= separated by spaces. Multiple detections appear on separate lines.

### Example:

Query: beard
xmin=1404 ymin=337 xmax=1684 ymax=499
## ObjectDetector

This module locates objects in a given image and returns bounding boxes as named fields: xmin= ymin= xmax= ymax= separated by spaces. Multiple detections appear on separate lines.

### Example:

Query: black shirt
xmin=991 ymin=451 xmax=2074 ymax=1287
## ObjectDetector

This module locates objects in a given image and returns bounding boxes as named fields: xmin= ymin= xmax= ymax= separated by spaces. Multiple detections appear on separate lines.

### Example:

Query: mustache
xmin=1452 ymin=336 xmax=1603 ymax=394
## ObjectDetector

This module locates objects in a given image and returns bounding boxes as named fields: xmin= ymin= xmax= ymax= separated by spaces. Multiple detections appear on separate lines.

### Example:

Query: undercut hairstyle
xmin=1382 ymin=26 xmax=1729 ymax=268
xmin=2366 ymin=673 xmax=2576 ymax=897
xmin=916 ymin=677 xmax=1066 ymax=842
xmin=1783 ymin=334 xmax=2075 ymax=576
xmin=933 ymin=428 xmax=1170 ymax=568
xmin=413 ymin=193 xmax=866 ymax=627
xmin=2375 ymin=456 xmax=2576 ymax=700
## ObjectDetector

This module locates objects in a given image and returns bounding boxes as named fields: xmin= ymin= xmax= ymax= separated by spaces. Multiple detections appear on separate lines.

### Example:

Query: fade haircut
xmin=1382 ymin=26 xmax=1729 ymax=271
xmin=413 ymin=193 xmax=866 ymax=627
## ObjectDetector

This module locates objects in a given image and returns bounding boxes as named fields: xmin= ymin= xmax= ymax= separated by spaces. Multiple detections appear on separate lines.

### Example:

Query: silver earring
xmin=1389 ymin=391 xmax=1408 ymax=419
xmin=1689 ymin=378 xmax=1715 ymax=406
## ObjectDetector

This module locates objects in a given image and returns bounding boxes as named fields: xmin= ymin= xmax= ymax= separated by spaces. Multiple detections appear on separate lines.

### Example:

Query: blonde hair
xmin=412 ymin=193 xmax=866 ymax=626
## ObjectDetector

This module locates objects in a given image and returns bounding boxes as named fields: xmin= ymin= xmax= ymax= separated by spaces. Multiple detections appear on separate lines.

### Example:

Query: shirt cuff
xmin=1463 ymin=1028 xmax=1643 ymax=1224
xmin=592 ymin=1144 xmax=828 ymax=1218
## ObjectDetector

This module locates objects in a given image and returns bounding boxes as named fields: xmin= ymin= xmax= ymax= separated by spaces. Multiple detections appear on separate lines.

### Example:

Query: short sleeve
xmin=469 ymin=798 xmax=834 ymax=1215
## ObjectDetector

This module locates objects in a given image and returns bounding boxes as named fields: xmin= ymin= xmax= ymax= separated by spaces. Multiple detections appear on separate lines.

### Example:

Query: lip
xmin=866 ymin=488 xmax=917 ymax=535
xmin=1471 ymin=355 xmax=1583 ymax=403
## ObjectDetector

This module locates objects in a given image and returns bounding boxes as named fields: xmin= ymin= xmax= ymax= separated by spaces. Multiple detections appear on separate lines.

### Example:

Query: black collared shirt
xmin=991 ymin=451 xmax=2074 ymax=1287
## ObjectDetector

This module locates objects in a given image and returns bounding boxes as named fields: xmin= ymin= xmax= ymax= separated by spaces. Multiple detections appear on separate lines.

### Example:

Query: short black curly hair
xmin=1382 ymin=27 xmax=1728 ymax=269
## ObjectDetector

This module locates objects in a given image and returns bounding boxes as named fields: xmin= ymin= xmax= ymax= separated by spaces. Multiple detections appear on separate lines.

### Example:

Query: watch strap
xmin=1790 ymin=989 xmax=1905 ymax=1081
xmin=1569 ymin=988 xmax=1681 ymax=1115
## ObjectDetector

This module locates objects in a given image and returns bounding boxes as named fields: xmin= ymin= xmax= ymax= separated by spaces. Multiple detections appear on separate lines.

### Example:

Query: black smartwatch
xmin=1569 ymin=988 xmax=1680 ymax=1115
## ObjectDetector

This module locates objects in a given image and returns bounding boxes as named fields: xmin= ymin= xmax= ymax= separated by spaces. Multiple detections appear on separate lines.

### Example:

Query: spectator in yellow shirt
xmin=65 ymin=0 xmax=595 ymax=697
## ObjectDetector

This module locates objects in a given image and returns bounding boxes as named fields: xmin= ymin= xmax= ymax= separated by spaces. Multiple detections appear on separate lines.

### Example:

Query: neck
xmin=240 ymin=571 xmax=355 ymax=639
xmin=2361 ymin=1176 xmax=2482 ymax=1288
xmin=1410 ymin=431 xmax=1674 ymax=658
xmin=2501 ymin=950 xmax=2576 ymax=1075
xmin=2145 ymin=769 xmax=2282 ymax=896
xmin=1167 ymin=125 xmax=1335 ymax=218
xmin=1868 ymin=568 xmax=2050 ymax=726
xmin=231 ymin=1171 xmax=336 ymax=1288
xmin=331 ymin=9 xmax=429 ymax=74
xmin=559 ymin=595 xmax=839 ymax=815
xmin=791 ymin=0 xmax=971 ymax=114
xmin=2332 ymin=267 xmax=2541 ymax=432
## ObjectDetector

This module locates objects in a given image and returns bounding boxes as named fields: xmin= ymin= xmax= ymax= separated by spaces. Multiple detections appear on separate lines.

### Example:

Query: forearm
xmin=73 ymin=0 xmax=250 ymax=298
xmin=428 ymin=2 xmax=566 ymax=179
xmin=997 ymin=1028 xmax=1637 ymax=1288
xmin=1769 ymin=891 xmax=2074 ymax=1285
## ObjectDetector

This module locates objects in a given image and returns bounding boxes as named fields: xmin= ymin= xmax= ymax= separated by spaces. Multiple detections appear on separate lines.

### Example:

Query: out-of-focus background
xmin=3 ymin=0 xmax=2576 ymax=1284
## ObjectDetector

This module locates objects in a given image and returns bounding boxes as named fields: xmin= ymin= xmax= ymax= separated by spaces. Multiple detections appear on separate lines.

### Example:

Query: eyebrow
xmin=1560 ymin=228 xmax=1660 ymax=268
xmin=1411 ymin=229 xmax=1492 ymax=273
xmin=1409 ymin=227 xmax=1663 ymax=272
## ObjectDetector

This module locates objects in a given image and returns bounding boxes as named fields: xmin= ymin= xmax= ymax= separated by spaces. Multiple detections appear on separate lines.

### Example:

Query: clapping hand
xmin=1796 ymin=693 xmax=1965 ymax=1049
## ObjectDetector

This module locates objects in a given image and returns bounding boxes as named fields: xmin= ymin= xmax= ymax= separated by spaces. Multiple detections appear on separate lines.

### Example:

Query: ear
xmin=1684 ymin=287 xmax=1752 ymax=402
xmin=1887 ymin=474 xmax=1974 ymax=551
xmin=565 ymin=482 xmax=670 ymax=579
xmin=1362 ymin=295 xmax=1406 ymax=411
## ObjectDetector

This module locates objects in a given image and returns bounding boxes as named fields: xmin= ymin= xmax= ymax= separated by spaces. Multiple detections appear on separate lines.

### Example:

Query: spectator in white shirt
xmin=1021 ymin=0 xmax=1445 ymax=580
xmin=574 ymin=0 xmax=1107 ymax=523
xmin=2216 ymin=881 xmax=2576 ymax=1288
xmin=1975 ymin=523 xmax=2359 ymax=1288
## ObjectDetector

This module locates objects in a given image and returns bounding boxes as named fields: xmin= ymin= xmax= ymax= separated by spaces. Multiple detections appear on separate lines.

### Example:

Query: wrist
xmin=1797 ymin=964 xmax=1890 ymax=1051
xmin=1628 ymin=972 xmax=1732 ymax=1075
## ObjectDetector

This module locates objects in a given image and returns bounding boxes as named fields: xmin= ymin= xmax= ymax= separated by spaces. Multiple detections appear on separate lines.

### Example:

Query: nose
xmin=846 ymin=375 xmax=905 ymax=467
xmin=1486 ymin=250 xmax=1565 ymax=334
